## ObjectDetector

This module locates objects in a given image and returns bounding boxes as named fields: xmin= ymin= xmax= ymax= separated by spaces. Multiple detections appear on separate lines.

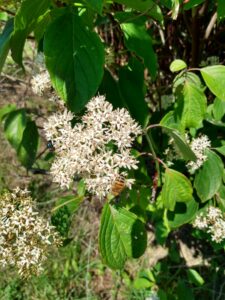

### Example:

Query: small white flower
xmin=193 ymin=206 xmax=225 ymax=243
xmin=193 ymin=213 xmax=208 ymax=229
xmin=31 ymin=71 xmax=51 ymax=96
xmin=187 ymin=135 xmax=211 ymax=173
xmin=0 ymin=189 xmax=61 ymax=277
xmin=44 ymin=95 xmax=141 ymax=198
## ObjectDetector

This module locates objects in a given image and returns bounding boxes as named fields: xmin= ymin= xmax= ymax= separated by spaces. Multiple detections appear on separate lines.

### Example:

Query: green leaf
xmin=4 ymin=109 xmax=27 ymax=151
xmin=0 ymin=12 xmax=8 ymax=22
xmin=0 ymin=18 xmax=14 ymax=73
xmin=160 ymin=111 xmax=183 ymax=131
xmin=212 ymin=97 xmax=225 ymax=121
xmin=177 ymin=280 xmax=195 ymax=300
xmin=173 ymin=71 xmax=202 ymax=93
xmin=217 ymin=0 xmax=225 ymax=21
xmin=194 ymin=150 xmax=224 ymax=202
xmin=118 ymin=57 xmax=149 ymax=127
xmin=80 ymin=0 xmax=103 ymax=14
xmin=187 ymin=269 xmax=205 ymax=286
xmin=200 ymin=65 xmax=225 ymax=101
xmin=114 ymin=0 xmax=163 ymax=24
xmin=160 ymin=125 xmax=197 ymax=161
xmin=180 ymin=81 xmax=207 ymax=129
xmin=17 ymin=121 xmax=39 ymax=168
xmin=214 ymin=145 xmax=225 ymax=157
xmin=44 ymin=12 xmax=104 ymax=112
xmin=218 ymin=184 xmax=225 ymax=212
xmin=10 ymin=0 xmax=51 ymax=66
xmin=133 ymin=278 xmax=152 ymax=289
xmin=170 ymin=59 xmax=187 ymax=72
xmin=0 ymin=103 xmax=16 ymax=122
xmin=114 ymin=0 xmax=155 ymax=11
xmin=117 ymin=14 xmax=157 ymax=78
xmin=167 ymin=199 xmax=198 ymax=228
xmin=171 ymin=0 xmax=180 ymax=20
xmin=161 ymin=168 xmax=193 ymax=211
xmin=99 ymin=69 xmax=125 ymax=108
xmin=184 ymin=0 xmax=205 ymax=10
xmin=99 ymin=203 xmax=147 ymax=269
xmin=34 ymin=10 xmax=51 ymax=42
xmin=52 ymin=195 xmax=84 ymax=214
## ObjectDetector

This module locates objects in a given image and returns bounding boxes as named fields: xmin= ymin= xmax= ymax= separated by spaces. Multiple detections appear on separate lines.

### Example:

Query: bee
xmin=47 ymin=140 xmax=55 ymax=152
xmin=111 ymin=176 xmax=126 ymax=196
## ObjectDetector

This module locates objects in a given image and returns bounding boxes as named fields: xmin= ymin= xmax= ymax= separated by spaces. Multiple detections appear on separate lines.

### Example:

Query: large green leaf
xmin=4 ymin=109 xmax=27 ymax=151
xmin=117 ymin=14 xmax=157 ymax=78
xmin=160 ymin=125 xmax=197 ymax=161
xmin=118 ymin=57 xmax=149 ymax=127
xmin=180 ymin=81 xmax=207 ymax=129
xmin=160 ymin=111 xmax=185 ymax=133
xmin=44 ymin=12 xmax=104 ymax=112
xmin=99 ymin=69 xmax=125 ymax=108
xmin=17 ymin=121 xmax=39 ymax=168
xmin=167 ymin=198 xmax=198 ymax=228
xmin=10 ymin=0 xmax=51 ymax=66
xmin=99 ymin=203 xmax=147 ymax=269
xmin=173 ymin=71 xmax=202 ymax=93
xmin=114 ymin=0 xmax=163 ymax=24
xmin=200 ymin=65 xmax=225 ymax=101
xmin=194 ymin=150 xmax=224 ymax=202
xmin=34 ymin=10 xmax=51 ymax=42
xmin=0 ymin=18 xmax=14 ymax=73
xmin=161 ymin=168 xmax=193 ymax=211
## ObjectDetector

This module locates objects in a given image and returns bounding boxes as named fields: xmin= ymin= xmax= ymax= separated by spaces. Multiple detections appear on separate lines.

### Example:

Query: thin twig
xmin=138 ymin=152 xmax=168 ymax=169
xmin=204 ymin=12 xmax=217 ymax=40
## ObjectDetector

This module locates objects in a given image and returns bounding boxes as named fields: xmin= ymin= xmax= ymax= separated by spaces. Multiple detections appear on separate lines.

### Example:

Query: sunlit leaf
xmin=170 ymin=59 xmax=187 ymax=73
xmin=4 ymin=109 xmax=27 ymax=151
xmin=10 ymin=0 xmax=51 ymax=66
xmin=99 ymin=203 xmax=147 ymax=269
xmin=200 ymin=65 xmax=225 ymax=101
xmin=44 ymin=11 xmax=104 ymax=112
xmin=162 ymin=168 xmax=193 ymax=211
xmin=194 ymin=150 xmax=224 ymax=202
xmin=167 ymin=199 xmax=198 ymax=228
xmin=0 ymin=18 xmax=14 ymax=73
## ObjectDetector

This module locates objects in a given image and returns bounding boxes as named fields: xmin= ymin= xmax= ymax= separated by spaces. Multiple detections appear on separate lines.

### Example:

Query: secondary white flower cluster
xmin=186 ymin=135 xmax=211 ymax=173
xmin=44 ymin=95 xmax=142 ymax=198
xmin=31 ymin=71 xmax=51 ymax=96
xmin=0 ymin=188 xmax=61 ymax=278
xmin=193 ymin=206 xmax=225 ymax=243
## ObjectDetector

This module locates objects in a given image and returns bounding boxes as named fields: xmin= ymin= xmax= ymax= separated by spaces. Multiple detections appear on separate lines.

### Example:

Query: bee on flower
xmin=43 ymin=95 xmax=141 ymax=198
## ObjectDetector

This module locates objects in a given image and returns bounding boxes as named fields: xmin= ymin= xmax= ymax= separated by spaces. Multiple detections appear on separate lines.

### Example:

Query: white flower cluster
xmin=44 ymin=95 xmax=142 ymax=198
xmin=31 ymin=71 xmax=51 ymax=96
xmin=186 ymin=135 xmax=211 ymax=173
xmin=193 ymin=206 xmax=225 ymax=243
xmin=0 ymin=188 xmax=61 ymax=278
